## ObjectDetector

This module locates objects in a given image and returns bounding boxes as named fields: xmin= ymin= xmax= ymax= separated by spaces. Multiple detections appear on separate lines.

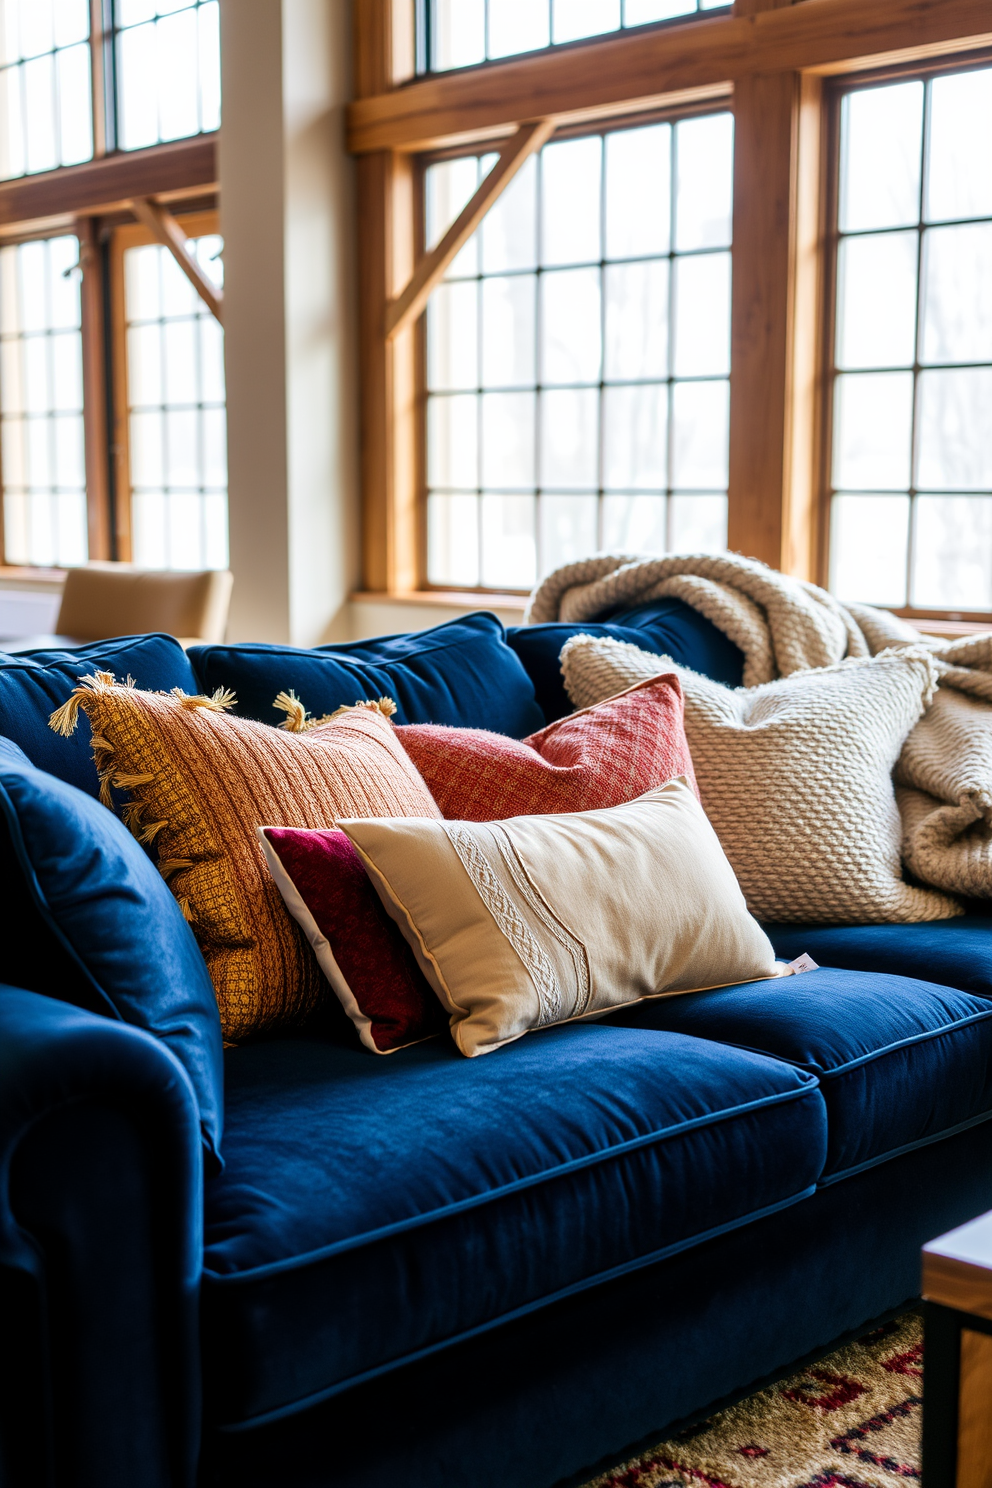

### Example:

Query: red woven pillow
xmin=395 ymin=673 xmax=697 ymax=821
xmin=259 ymin=826 xmax=447 ymax=1053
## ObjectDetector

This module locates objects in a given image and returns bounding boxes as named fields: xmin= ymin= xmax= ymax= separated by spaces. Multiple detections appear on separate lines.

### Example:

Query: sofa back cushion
xmin=0 ymin=633 xmax=199 ymax=795
xmin=189 ymin=612 xmax=545 ymax=738
xmin=509 ymin=597 xmax=745 ymax=725
xmin=0 ymin=737 xmax=224 ymax=1167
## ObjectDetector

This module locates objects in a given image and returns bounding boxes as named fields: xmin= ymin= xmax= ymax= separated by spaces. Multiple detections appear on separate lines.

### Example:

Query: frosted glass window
xmin=124 ymin=233 xmax=227 ymax=569
xmin=0 ymin=0 xmax=92 ymax=180
xmin=425 ymin=112 xmax=733 ymax=587
xmin=0 ymin=235 xmax=87 ymax=566
xmin=114 ymin=0 xmax=220 ymax=151
xmin=829 ymin=66 xmax=992 ymax=613
xmin=424 ymin=0 xmax=730 ymax=71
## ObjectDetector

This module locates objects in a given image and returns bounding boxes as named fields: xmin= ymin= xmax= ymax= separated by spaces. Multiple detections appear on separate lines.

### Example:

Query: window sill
xmin=0 ymin=566 xmax=66 ymax=589
xmin=351 ymin=589 xmax=528 ymax=613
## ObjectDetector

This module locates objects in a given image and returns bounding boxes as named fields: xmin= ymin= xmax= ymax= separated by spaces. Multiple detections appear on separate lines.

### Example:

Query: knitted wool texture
xmin=395 ymin=675 xmax=698 ymax=821
xmin=528 ymin=551 xmax=992 ymax=903
xmin=50 ymin=676 xmax=440 ymax=1040
xmin=560 ymin=635 xmax=960 ymax=925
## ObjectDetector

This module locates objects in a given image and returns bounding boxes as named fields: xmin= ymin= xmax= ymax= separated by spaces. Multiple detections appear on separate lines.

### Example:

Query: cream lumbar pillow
xmin=560 ymin=634 xmax=960 ymax=926
xmin=338 ymin=780 xmax=784 ymax=1057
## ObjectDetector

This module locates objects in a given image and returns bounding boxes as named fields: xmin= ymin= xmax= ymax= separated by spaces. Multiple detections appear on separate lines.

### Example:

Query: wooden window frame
xmin=0 ymin=0 xmax=219 ymax=578
xmin=350 ymin=0 xmax=992 ymax=617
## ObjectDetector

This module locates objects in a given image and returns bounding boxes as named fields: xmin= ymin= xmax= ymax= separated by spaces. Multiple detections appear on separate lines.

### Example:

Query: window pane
xmin=428 ymin=393 xmax=478 ymax=488
xmin=912 ymin=496 xmax=992 ymax=610
xmin=540 ymin=267 xmax=601 ymax=385
xmin=602 ymin=384 xmax=667 ymax=491
xmin=604 ymin=259 xmax=669 ymax=381
xmin=669 ymin=492 xmax=727 ymax=552
xmin=674 ymin=114 xmax=733 ymax=251
xmin=832 ymin=372 xmax=913 ymax=491
xmin=428 ymin=281 xmax=478 ymax=392
xmin=916 ymin=368 xmax=992 ymax=492
xmin=835 ymin=231 xmax=918 ymax=371
xmin=481 ymin=276 xmax=535 ymax=389
xmin=487 ymin=0 xmax=550 ymax=58
xmin=481 ymin=494 xmax=536 ymax=588
xmin=927 ymin=69 xmax=992 ymax=224
xmin=481 ymin=156 xmax=537 ymax=273
xmin=552 ymin=0 xmax=620 ymax=44
xmin=671 ymin=380 xmax=729 ymax=489
xmin=114 ymin=0 xmax=221 ymax=151
xmin=426 ymin=156 xmax=483 ymax=278
xmin=123 ymin=231 xmax=228 ymax=569
xmin=428 ymin=493 xmax=480 ymax=586
xmin=839 ymin=82 xmax=923 ymax=233
xmin=672 ymin=251 xmax=730 ymax=377
xmin=540 ymin=388 xmax=598 ymax=489
xmin=0 ymin=235 xmax=87 ymax=566
xmin=431 ymin=0 xmax=485 ymax=69
xmin=539 ymin=494 xmax=598 ymax=577
xmin=602 ymin=493 xmax=667 ymax=552
xmin=481 ymin=390 xmax=534 ymax=488
xmin=605 ymin=124 xmax=670 ymax=260
xmin=920 ymin=223 xmax=992 ymax=366
xmin=541 ymin=137 xmax=601 ymax=267
xmin=830 ymin=495 xmax=910 ymax=607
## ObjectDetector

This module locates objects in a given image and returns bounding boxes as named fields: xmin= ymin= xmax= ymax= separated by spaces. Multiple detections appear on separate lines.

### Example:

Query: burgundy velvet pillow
xmin=259 ymin=825 xmax=447 ymax=1053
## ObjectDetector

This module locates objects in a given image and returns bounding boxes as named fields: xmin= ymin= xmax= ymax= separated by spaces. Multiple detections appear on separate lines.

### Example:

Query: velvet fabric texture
xmin=395 ymin=674 xmax=697 ymax=821
xmin=189 ymin=613 xmax=545 ymax=737
xmin=200 ymin=1119 xmax=992 ymax=1488
xmin=508 ymin=598 xmax=745 ymax=724
xmin=0 ymin=633 xmax=198 ymax=797
xmin=765 ymin=916 xmax=992 ymax=998
xmin=605 ymin=965 xmax=992 ymax=1180
xmin=0 ymin=739 xmax=224 ymax=1166
xmin=259 ymin=827 xmax=446 ymax=1053
xmin=202 ymin=1025 xmax=825 ymax=1425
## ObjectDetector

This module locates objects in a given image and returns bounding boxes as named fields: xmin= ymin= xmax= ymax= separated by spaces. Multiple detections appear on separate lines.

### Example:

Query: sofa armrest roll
xmin=0 ymin=987 xmax=203 ymax=1488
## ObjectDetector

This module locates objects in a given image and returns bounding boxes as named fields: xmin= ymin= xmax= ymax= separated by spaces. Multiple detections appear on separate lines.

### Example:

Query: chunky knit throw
xmin=527 ymin=552 xmax=992 ymax=904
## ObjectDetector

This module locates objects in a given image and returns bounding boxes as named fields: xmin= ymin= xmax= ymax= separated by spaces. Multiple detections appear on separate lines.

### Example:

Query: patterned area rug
xmin=582 ymin=1312 xmax=922 ymax=1488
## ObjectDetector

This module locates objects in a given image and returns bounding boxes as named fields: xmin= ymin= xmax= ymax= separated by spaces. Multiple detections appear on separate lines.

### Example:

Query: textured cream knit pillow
xmin=560 ymin=635 xmax=960 ymax=925
xmin=339 ymin=780 xmax=783 ymax=1057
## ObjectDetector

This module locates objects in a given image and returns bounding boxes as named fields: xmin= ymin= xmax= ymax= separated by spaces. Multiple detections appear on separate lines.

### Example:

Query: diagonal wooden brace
xmin=384 ymin=117 xmax=556 ymax=341
xmin=129 ymin=196 xmax=224 ymax=324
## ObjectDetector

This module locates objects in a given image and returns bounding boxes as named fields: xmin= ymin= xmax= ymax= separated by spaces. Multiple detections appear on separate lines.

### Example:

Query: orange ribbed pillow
xmin=50 ymin=675 xmax=441 ymax=1041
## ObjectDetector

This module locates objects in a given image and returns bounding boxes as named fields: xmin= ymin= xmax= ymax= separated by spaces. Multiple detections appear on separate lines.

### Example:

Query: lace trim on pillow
xmin=445 ymin=824 xmax=562 ymax=1024
xmin=490 ymin=825 xmax=591 ymax=1019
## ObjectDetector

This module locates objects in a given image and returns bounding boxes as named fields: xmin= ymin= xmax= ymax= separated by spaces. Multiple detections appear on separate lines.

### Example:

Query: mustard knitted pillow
xmin=560 ymin=636 xmax=960 ymax=926
xmin=51 ymin=676 xmax=441 ymax=1040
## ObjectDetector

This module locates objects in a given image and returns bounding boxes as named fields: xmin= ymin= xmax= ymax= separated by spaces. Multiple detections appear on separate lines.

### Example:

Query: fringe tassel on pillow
xmin=273 ymin=690 xmax=398 ymax=732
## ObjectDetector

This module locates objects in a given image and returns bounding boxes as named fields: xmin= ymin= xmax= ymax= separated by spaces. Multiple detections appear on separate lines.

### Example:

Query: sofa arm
xmin=0 ymin=987 xmax=203 ymax=1488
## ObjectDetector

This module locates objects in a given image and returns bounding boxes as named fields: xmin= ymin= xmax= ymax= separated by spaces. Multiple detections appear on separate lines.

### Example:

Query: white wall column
xmin=220 ymin=0 xmax=357 ymax=645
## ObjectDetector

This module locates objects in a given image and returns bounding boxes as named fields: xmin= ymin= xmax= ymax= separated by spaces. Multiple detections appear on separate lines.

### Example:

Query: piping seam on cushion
xmin=213 ymin=1180 xmax=819 ymax=1432
xmin=817 ymin=1105 xmax=992 ymax=1186
xmin=203 ymin=1079 xmax=823 ymax=1283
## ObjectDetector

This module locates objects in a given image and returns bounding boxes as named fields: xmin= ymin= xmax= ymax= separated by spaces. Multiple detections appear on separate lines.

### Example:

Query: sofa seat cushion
xmin=765 ymin=917 xmax=992 ymax=999
xmin=189 ymin=612 xmax=545 ymax=738
xmin=201 ymin=1024 xmax=826 ymax=1426
xmin=604 ymin=966 xmax=992 ymax=1182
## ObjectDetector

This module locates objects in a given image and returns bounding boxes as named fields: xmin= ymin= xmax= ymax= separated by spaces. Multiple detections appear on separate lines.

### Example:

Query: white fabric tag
xmin=788 ymin=952 xmax=819 ymax=975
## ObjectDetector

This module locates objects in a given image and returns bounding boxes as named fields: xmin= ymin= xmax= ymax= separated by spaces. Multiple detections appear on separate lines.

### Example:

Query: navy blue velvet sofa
xmin=2 ymin=603 xmax=992 ymax=1488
